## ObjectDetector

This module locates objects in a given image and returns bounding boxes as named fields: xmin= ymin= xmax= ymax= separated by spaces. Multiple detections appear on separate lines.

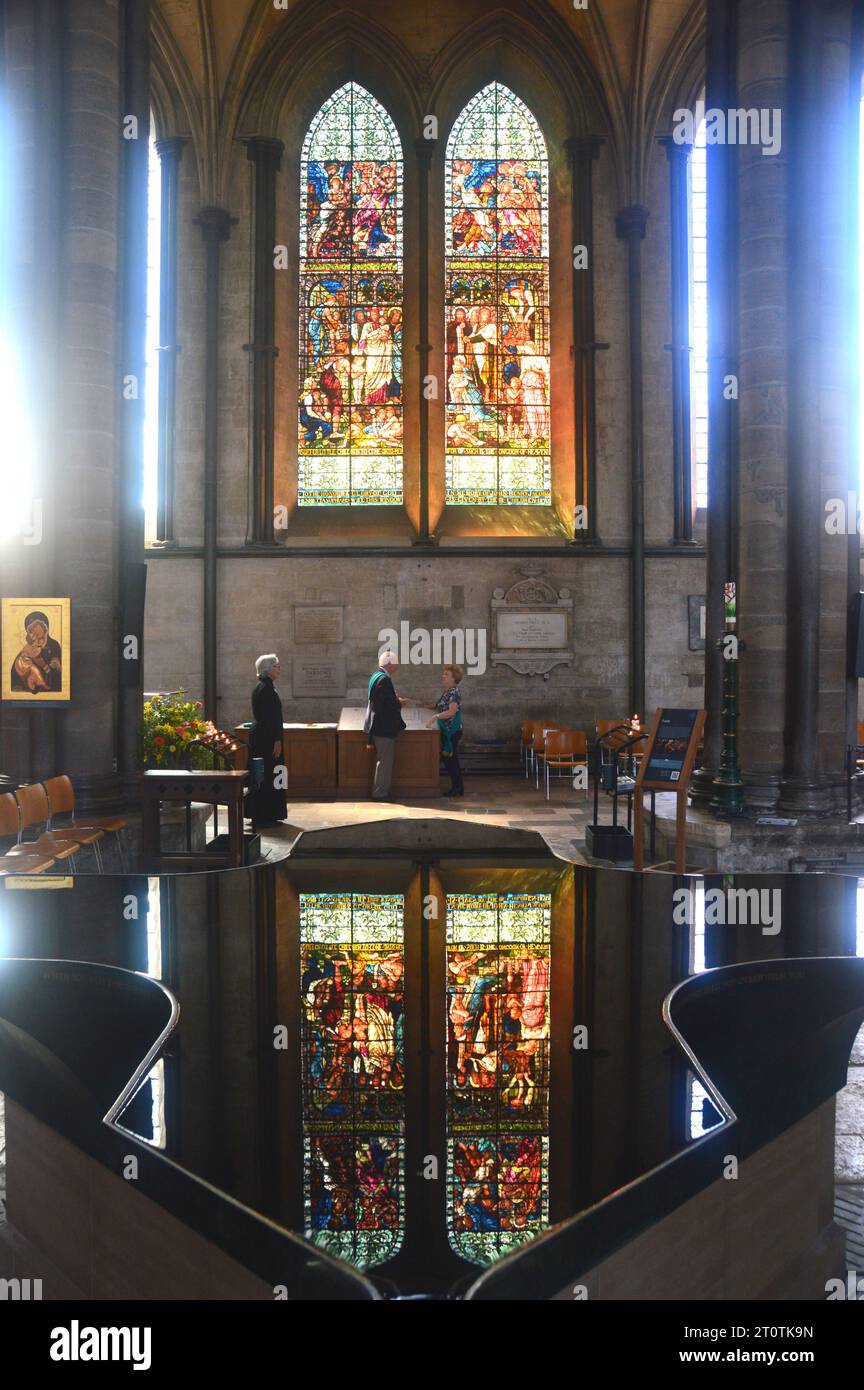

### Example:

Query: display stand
xmin=633 ymin=708 xmax=706 ymax=872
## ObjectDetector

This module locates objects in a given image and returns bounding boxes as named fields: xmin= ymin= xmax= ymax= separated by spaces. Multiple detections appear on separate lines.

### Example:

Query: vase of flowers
xmin=141 ymin=689 xmax=214 ymax=770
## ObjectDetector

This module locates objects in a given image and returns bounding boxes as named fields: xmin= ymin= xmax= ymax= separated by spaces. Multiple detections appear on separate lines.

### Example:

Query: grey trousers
xmin=372 ymin=735 xmax=396 ymax=799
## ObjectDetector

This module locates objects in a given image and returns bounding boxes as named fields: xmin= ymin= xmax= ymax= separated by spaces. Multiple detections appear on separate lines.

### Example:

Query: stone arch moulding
xmin=236 ymin=30 xmax=424 ymax=541
xmin=427 ymin=18 xmax=609 ymax=541
xmin=227 ymin=1 xmax=613 ymax=544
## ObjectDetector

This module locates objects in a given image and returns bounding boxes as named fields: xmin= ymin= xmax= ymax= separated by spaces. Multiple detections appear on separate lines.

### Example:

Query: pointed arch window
xmin=299 ymin=82 xmax=404 ymax=506
xmin=445 ymin=83 xmax=551 ymax=505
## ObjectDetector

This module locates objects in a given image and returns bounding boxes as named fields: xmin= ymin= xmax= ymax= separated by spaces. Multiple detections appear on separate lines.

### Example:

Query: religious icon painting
xmin=1 ymin=597 xmax=71 ymax=704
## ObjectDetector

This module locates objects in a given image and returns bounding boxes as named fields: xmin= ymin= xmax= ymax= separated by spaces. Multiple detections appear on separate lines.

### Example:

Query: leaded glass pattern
xmin=299 ymin=83 xmax=403 ymax=505
xmin=445 ymin=84 xmax=551 ymax=505
xmin=301 ymin=892 xmax=405 ymax=1267
xmin=446 ymin=892 xmax=551 ymax=1263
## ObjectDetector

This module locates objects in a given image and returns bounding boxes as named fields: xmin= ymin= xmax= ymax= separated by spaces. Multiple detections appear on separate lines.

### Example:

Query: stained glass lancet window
xmin=446 ymin=892 xmax=550 ymax=1264
xmin=300 ymin=892 xmax=405 ymax=1268
xmin=445 ymin=83 xmax=551 ymax=505
xmin=299 ymin=83 xmax=403 ymax=505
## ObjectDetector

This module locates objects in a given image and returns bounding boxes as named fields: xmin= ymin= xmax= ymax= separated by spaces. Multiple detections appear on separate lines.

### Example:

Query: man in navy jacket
xmin=368 ymin=650 xmax=406 ymax=800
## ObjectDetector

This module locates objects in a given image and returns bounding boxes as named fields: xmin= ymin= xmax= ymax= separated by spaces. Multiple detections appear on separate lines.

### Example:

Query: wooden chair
xmin=0 ymin=851 xmax=55 ymax=875
xmin=13 ymin=784 xmax=90 ymax=872
xmin=542 ymin=730 xmax=589 ymax=800
xmin=531 ymin=721 xmax=568 ymax=788
xmin=0 ymin=793 xmax=57 ymax=867
xmin=43 ymin=775 xmax=127 ymax=869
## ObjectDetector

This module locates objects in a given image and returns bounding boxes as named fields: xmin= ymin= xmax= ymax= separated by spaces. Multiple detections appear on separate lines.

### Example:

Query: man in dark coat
xmin=367 ymin=650 xmax=406 ymax=801
xmin=249 ymin=654 xmax=288 ymax=829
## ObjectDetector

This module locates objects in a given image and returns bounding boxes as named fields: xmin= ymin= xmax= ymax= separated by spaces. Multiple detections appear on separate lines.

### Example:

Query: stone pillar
xmin=616 ymin=205 xmax=649 ymax=718
xmin=566 ymin=137 xmax=602 ymax=542
xmin=53 ymin=0 xmax=124 ymax=810
xmin=735 ymin=0 xmax=789 ymax=811
xmin=778 ymin=0 xmax=857 ymax=813
xmin=244 ymin=138 xmax=283 ymax=546
xmin=27 ymin=0 xmax=65 ymax=783
xmin=117 ymin=0 xmax=150 ymax=801
xmin=196 ymin=207 xmax=233 ymax=722
xmin=660 ymin=136 xmax=694 ymax=545
xmin=153 ymin=136 xmax=185 ymax=546
xmin=692 ymin=0 xmax=739 ymax=806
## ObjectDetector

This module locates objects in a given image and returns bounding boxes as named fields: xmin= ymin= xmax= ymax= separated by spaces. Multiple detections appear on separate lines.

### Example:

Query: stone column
xmin=566 ymin=137 xmax=602 ymax=542
xmin=692 ymin=0 xmax=739 ymax=806
xmin=27 ymin=0 xmax=65 ymax=783
xmin=117 ymin=0 xmax=150 ymax=801
xmin=196 ymin=208 xmax=233 ymax=722
xmin=244 ymin=138 xmax=283 ymax=546
xmin=616 ymin=205 xmax=650 ymax=718
xmin=153 ymin=136 xmax=184 ymax=546
xmin=659 ymin=136 xmax=694 ymax=545
xmin=54 ymin=0 xmax=124 ymax=810
xmin=735 ymin=0 xmax=789 ymax=811
xmin=778 ymin=0 xmax=857 ymax=813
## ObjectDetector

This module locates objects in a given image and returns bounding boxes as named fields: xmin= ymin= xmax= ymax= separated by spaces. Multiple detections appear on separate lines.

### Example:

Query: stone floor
xmin=255 ymin=772 xmax=599 ymax=864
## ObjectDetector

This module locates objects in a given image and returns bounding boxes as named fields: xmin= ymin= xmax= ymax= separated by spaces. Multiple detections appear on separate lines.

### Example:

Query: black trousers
xmin=443 ymin=728 xmax=464 ymax=792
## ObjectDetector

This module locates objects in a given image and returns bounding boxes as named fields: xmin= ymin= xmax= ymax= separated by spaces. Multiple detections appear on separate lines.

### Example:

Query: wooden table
xmin=234 ymin=723 xmax=337 ymax=799
xmin=141 ymin=769 xmax=249 ymax=870
xmin=337 ymin=706 xmax=441 ymax=799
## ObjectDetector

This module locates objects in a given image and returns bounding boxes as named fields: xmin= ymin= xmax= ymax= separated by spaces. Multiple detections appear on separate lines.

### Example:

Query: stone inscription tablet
xmin=292 ymin=656 xmax=347 ymax=698
xmin=293 ymin=605 xmax=344 ymax=645
xmin=496 ymin=610 xmax=568 ymax=650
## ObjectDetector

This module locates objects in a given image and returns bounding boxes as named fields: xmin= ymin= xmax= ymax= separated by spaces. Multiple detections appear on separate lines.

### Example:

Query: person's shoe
xmin=444 ymin=788 xmax=464 ymax=798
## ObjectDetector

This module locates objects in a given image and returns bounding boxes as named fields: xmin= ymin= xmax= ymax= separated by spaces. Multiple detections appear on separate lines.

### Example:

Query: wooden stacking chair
xmin=543 ymin=730 xmax=589 ymax=800
xmin=13 ymin=783 xmax=92 ymax=873
xmin=531 ymin=721 xmax=567 ymax=788
xmin=43 ymin=775 xmax=127 ymax=870
xmin=0 ymin=792 xmax=58 ymax=870
xmin=0 ymin=851 xmax=55 ymax=875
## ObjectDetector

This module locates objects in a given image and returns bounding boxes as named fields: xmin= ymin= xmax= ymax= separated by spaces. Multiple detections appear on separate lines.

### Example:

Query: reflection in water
xmin=447 ymin=893 xmax=550 ymax=1264
xmin=8 ymin=858 xmax=856 ymax=1292
xmin=300 ymin=893 xmax=405 ymax=1268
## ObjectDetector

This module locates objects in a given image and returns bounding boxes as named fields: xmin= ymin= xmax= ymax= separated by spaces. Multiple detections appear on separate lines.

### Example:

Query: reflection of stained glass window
xmin=299 ymin=83 xmax=403 ymax=505
xmin=300 ymin=892 xmax=405 ymax=1268
xmin=445 ymin=84 xmax=551 ymax=505
xmin=446 ymin=892 xmax=551 ymax=1264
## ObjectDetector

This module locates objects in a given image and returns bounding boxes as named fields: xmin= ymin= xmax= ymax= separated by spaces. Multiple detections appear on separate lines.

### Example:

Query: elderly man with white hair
xmin=248 ymin=653 xmax=288 ymax=829
xmin=365 ymin=648 xmax=407 ymax=801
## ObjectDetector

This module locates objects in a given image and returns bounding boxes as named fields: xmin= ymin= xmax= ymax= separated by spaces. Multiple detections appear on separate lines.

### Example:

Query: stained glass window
xmin=300 ymin=892 xmax=405 ymax=1268
xmin=446 ymin=893 xmax=551 ymax=1264
xmin=445 ymin=83 xmax=551 ymax=506
xmin=299 ymin=83 xmax=403 ymax=505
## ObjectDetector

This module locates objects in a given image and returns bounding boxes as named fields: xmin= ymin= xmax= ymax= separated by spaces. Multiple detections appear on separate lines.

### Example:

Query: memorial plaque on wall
xmin=292 ymin=656 xmax=347 ymax=698
xmin=490 ymin=566 xmax=573 ymax=676
xmin=293 ymin=605 xmax=344 ymax=645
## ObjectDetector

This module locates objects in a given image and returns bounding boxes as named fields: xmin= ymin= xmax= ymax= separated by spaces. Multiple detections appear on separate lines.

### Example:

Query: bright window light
xmin=144 ymin=129 xmax=161 ymax=544
xmin=689 ymin=117 xmax=708 ymax=511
